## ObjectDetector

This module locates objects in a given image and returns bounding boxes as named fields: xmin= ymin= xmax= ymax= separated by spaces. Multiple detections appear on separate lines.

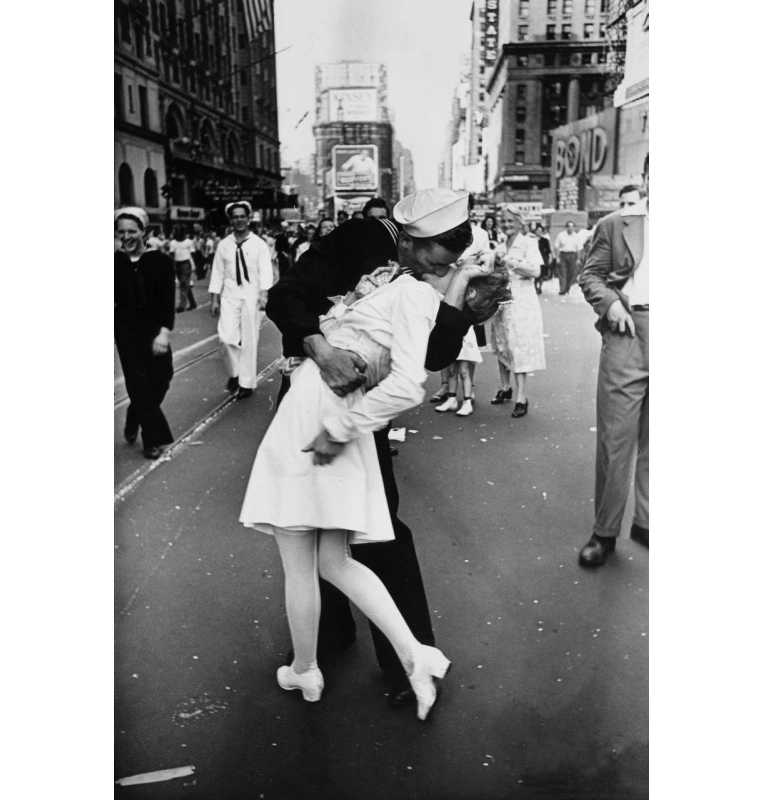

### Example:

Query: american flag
xmin=241 ymin=0 xmax=273 ymax=40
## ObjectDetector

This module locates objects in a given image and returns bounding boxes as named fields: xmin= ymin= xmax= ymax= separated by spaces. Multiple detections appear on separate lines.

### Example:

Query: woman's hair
xmin=463 ymin=264 xmax=512 ymax=324
xmin=481 ymin=214 xmax=496 ymax=229
xmin=315 ymin=217 xmax=334 ymax=238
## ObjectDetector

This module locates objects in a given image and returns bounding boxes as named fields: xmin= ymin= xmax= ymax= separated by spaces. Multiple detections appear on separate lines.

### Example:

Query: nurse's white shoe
xmin=277 ymin=664 xmax=324 ymax=702
xmin=456 ymin=398 xmax=474 ymax=416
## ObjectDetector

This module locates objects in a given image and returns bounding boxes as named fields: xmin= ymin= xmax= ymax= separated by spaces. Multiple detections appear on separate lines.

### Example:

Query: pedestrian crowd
xmin=115 ymin=159 xmax=648 ymax=722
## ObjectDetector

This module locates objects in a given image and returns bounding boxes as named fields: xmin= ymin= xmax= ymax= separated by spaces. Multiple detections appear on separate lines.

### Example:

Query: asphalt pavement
xmin=114 ymin=280 xmax=648 ymax=800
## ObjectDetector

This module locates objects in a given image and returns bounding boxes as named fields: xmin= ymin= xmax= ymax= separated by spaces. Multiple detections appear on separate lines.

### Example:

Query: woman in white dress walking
xmin=239 ymin=263 xmax=508 ymax=720
xmin=489 ymin=205 xmax=547 ymax=417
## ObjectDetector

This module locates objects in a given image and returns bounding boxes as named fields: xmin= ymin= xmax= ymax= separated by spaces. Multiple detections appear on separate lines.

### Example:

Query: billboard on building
xmin=333 ymin=145 xmax=379 ymax=192
xmin=327 ymin=88 xmax=379 ymax=122
xmin=482 ymin=0 xmax=500 ymax=66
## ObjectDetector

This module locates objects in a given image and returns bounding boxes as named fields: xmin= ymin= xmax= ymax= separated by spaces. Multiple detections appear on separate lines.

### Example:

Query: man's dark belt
xmin=632 ymin=304 xmax=649 ymax=311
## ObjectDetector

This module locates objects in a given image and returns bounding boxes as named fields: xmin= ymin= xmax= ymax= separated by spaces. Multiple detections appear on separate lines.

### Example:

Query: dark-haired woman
xmin=114 ymin=207 xmax=176 ymax=459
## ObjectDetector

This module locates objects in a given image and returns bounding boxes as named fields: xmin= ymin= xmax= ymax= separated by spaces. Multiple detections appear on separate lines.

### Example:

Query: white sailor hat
xmin=115 ymin=206 xmax=149 ymax=229
xmin=225 ymin=200 xmax=253 ymax=217
xmin=393 ymin=188 xmax=470 ymax=238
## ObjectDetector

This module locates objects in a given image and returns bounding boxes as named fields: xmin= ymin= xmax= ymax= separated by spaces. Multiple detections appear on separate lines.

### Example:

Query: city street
xmin=114 ymin=281 xmax=648 ymax=800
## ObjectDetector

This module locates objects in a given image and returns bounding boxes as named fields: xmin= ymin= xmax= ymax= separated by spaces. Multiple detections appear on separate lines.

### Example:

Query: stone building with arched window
xmin=115 ymin=1 xmax=282 ymax=229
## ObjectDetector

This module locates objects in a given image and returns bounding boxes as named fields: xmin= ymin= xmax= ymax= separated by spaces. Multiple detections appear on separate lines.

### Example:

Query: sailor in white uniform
xmin=209 ymin=201 xmax=274 ymax=398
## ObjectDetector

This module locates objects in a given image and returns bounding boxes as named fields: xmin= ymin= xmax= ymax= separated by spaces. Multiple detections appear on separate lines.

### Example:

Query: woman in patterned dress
xmin=489 ymin=205 xmax=546 ymax=417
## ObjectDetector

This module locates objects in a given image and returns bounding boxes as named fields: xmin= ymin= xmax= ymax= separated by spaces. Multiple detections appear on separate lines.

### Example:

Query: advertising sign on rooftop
xmin=333 ymin=145 xmax=379 ymax=193
xmin=327 ymin=88 xmax=379 ymax=122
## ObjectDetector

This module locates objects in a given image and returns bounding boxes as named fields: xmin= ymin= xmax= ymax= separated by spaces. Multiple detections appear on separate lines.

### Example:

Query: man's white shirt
xmin=621 ymin=198 xmax=649 ymax=306
xmin=209 ymin=233 xmax=274 ymax=298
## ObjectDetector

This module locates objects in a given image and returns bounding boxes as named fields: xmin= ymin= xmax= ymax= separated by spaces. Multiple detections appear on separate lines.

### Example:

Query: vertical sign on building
xmin=483 ymin=0 xmax=500 ymax=66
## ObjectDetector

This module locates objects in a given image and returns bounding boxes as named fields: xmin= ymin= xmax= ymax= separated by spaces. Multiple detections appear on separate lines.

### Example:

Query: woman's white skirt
xmin=239 ymin=359 xmax=395 ymax=545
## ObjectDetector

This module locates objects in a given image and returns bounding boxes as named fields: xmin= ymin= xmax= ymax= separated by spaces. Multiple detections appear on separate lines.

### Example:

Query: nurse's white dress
xmin=239 ymin=275 xmax=441 ymax=544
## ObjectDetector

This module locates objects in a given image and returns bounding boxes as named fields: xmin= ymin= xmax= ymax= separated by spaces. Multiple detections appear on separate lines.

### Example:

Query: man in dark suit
xmin=577 ymin=154 xmax=649 ymax=567
xmin=266 ymin=188 xmax=491 ymax=706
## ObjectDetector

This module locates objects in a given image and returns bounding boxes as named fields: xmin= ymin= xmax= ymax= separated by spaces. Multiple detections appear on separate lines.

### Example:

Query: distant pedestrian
xmin=577 ymin=154 xmax=649 ymax=567
xmin=554 ymin=221 xmax=582 ymax=295
xmin=489 ymin=205 xmax=546 ymax=417
xmin=336 ymin=210 xmax=349 ymax=225
xmin=362 ymin=197 xmax=391 ymax=220
xmin=481 ymin=214 xmax=500 ymax=249
xmin=114 ymin=207 xmax=175 ymax=460
xmin=192 ymin=230 xmax=207 ymax=280
xmin=209 ymin=201 xmax=274 ymax=399
xmin=533 ymin=225 xmax=552 ymax=294
xmin=169 ymin=226 xmax=197 ymax=312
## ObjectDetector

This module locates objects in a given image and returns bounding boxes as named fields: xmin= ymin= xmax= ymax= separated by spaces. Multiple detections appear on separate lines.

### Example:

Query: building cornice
xmin=115 ymin=118 xmax=168 ymax=145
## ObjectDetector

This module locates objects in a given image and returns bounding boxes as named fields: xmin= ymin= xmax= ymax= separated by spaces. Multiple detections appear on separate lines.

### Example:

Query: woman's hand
xmin=152 ymin=328 xmax=170 ymax=355
xmin=302 ymin=429 xmax=346 ymax=465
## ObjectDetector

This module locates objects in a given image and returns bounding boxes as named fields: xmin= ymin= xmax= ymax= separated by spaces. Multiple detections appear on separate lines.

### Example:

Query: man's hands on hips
xmin=606 ymin=300 xmax=636 ymax=336
xmin=303 ymin=334 xmax=367 ymax=396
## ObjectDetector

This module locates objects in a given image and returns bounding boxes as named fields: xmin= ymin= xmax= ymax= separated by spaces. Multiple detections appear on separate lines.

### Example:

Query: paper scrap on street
xmin=116 ymin=766 xmax=196 ymax=786
xmin=432 ymin=435 xmax=443 ymax=440
xmin=388 ymin=427 xmax=406 ymax=443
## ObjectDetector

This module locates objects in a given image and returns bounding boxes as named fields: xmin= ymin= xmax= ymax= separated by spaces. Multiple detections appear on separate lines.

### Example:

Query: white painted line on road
xmin=114 ymin=354 xmax=285 ymax=510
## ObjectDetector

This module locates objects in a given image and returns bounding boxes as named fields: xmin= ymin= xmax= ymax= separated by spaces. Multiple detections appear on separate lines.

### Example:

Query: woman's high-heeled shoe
xmin=511 ymin=399 xmax=529 ymax=418
xmin=490 ymin=388 xmax=513 ymax=405
xmin=429 ymin=384 xmax=450 ymax=403
xmin=407 ymin=645 xmax=452 ymax=721
xmin=276 ymin=664 xmax=324 ymax=702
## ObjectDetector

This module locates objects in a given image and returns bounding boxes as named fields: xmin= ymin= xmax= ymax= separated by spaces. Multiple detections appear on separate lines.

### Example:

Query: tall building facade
xmin=115 ymin=0 xmax=282 ymax=227
xmin=483 ymin=0 xmax=614 ymax=204
xmin=313 ymin=61 xmax=414 ymax=216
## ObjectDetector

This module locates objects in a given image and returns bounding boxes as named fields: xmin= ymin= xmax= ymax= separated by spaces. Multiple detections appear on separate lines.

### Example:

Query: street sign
xmin=332 ymin=145 xmax=379 ymax=193
xmin=170 ymin=206 xmax=205 ymax=221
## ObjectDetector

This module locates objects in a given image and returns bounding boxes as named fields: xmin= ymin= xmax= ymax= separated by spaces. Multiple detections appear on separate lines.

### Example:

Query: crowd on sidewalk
xmin=116 ymin=165 xmax=649 ymax=723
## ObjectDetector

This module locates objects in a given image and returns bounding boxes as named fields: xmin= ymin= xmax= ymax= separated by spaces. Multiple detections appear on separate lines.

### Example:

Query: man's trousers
xmin=558 ymin=252 xmax=578 ymax=294
xmin=277 ymin=375 xmax=436 ymax=674
xmin=593 ymin=309 xmax=649 ymax=537
xmin=218 ymin=294 xmax=262 ymax=389
xmin=115 ymin=327 xmax=174 ymax=449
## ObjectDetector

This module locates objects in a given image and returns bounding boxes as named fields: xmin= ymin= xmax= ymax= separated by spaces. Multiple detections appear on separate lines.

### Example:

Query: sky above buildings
xmin=274 ymin=0 xmax=474 ymax=189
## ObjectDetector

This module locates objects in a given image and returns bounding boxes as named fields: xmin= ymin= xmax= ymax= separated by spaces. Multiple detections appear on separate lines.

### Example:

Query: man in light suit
xmin=577 ymin=154 xmax=649 ymax=567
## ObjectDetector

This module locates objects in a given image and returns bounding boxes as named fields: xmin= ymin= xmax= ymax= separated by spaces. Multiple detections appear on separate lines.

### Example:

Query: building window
xmin=563 ymin=0 xmax=572 ymax=14
xmin=600 ymin=0 xmax=610 ymax=12
xmin=115 ymin=74 xmax=124 ymax=120
xmin=127 ymin=85 xmax=134 ymax=114
xmin=517 ymin=84 xmax=527 ymax=102
xmin=515 ymin=129 xmax=526 ymax=144
xmin=120 ymin=8 xmax=131 ymax=42
xmin=118 ymin=164 xmax=135 ymax=206
xmin=599 ymin=23 xmax=607 ymax=38
xmin=583 ymin=52 xmax=595 ymax=65
xmin=585 ymin=0 xmax=596 ymax=14
xmin=561 ymin=23 xmax=572 ymax=39
xmin=159 ymin=2 xmax=167 ymax=32
xmin=584 ymin=23 xmax=594 ymax=39
xmin=559 ymin=52 xmax=570 ymax=65
xmin=144 ymin=169 xmax=159 ymax=207
xmin=238 ymin=32 xmax=247 ymax=49
xmin=547 ymin=0 xmax=557 ymax=13
xmin=138 ymin=86 xmax=149 ymax=127
xmin=518 ymin=24 xmax=528 ymax=42
xmin=240 ymin=70 xmax=247 ymax=86
xmin=517 ymin=55 xmax=529 ymax=67
xmin=544 ymin=53 xmax=556 ymax=66
xmin=515 ymin=150 xmax=525 ymax=165
xmin=598 ymin=51 xmax=608 ymax=64
xmin=134 ymin=26 xmax=144 ymax=58
xmin=242 ymin=105 xmax=249 ymax=121
xmin=519 ymin=0 xmax=529 ymax=17
xmin=516 ymin=107 xmax=527 ymax=123
xmin=546 ymin=24 xmax=556 ymax=40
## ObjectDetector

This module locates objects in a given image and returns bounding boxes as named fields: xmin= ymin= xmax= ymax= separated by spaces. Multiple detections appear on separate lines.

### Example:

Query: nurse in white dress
xmin=489 ymin=205 xmax=546 ymax=418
